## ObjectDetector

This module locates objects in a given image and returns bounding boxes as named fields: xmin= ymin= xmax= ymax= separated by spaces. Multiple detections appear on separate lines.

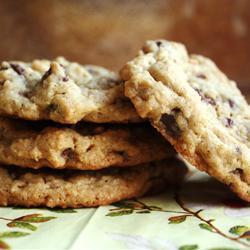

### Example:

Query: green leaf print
xmin=148 ymin=205 xmax=162 ymax=211
xmin=106 ymin=209 xmax=133 ymax=217
xmin=14 ymin=214 xmax=41 ymax=222
xmin=136 ymin=210 xmax=151 ymax=214
xmin=112 ymin=201 xmax=133 ymax=208
xmin=179 ymin=244 xmax=198 ymax=250
xmin=48 ymin=208 xmax=77 ymax=213
xmin=229 ymin=225 xmax=249 ymax=236
xmin=0 ymin=231 xmax=30 ymax=239
xmin=199 ymin=223 xmax=214 ymax=232
xmin=168 ymin=215 xmax=188 ymax=224
xmin=16 ymin=216 xmax=56 ymax=223
xmin=7 ymin=221 xmax=37 ymax=231
xmin=113 ymin=201 xmax=143 ymax=210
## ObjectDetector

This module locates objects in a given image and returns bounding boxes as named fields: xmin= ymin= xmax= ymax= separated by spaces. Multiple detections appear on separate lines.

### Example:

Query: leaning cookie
xmin=121 ymin=40 xmax=250 ymax=201
xmin=0 ymin=118 xmax=173 ymax=170
xmin=0 ymin=57 xmax=140 ymax=124
xmin=0 ymin=158 xmax=187 ymax=208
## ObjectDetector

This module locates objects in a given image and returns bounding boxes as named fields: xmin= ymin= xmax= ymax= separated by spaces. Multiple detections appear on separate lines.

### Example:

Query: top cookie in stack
xmin=0 ymin=57 xmax=140 ymax=124
xmin=0 ymin=57 xmax=184 ymax=208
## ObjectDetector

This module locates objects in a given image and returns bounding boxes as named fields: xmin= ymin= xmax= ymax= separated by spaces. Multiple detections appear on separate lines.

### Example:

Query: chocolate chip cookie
xmin=0 ymin=118 xmax=173 ymax=170
xmin=121 ymin=40 xmax=250 ymax=201
xmin=0 ymin=57 xmax=140 ymax=124
xmin=0 ymin=158 xmax=187 ymax=208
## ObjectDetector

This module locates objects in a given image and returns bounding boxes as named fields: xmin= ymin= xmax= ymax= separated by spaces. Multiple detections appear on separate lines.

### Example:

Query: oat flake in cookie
xmin=0 ymin=158 xmax=187 ymax=208
xmin=121 ymin=39 xmax=250 ymax=201
xmin=0 ymin=57 xmax=140 ymax=124
xmin=0 ymin=118 xmax=173 ymax=170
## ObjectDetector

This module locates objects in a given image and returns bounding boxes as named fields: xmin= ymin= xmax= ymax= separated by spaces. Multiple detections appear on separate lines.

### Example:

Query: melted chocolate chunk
xmin=236 ymin=146 xmax=242 ymax=154
xmin=62 ymin=76 xmax=69 ymax=82
xmin=228 ymin=99 xmax=235 ymax=108
xmin=46 ymin=103 xmax=58 ymax=113
xmin=196 ymin=73 xmax=207 ymax=79
xmin=203 ymin=95 xmax=216 ymax=105
xmin=194 ymin=88 xmax=216 ymax=106
xmin=62 ymin=148 xmax=75 ymax=160
xmin=160 ymin=112 xmax=181 ymax=138
xmin=59 ymin=63 xmax=66 ymax=69
xmin=10 ymin=64 xmax=24 ymax=75
xmin=156 ymin=41 xmax=162 ymax=47
xmin=86 ymin=144 xmax=95 ymax=152
xmin=41 ymin=67 xmax=52 ymax=82
xmin=225 ymin=118 xmax=234 ymax=128
xmin=231 ymin=168 xmax=245 ymax=182
xmin=20 ymin=91 xmax=32 ymax=98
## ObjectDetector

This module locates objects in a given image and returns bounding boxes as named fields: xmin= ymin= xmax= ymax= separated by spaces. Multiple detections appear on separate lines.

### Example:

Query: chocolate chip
xmin=196 ymin=73 xmax=207 ymax=79
xmin=46 ymin=103 xmax=58 ymax=113
xmin=194 ymin=88 xmax=216 ymax=106
xmin=62 ymin=76 xmax=69 ymax=82
xmin=231 ymin=168 xmax=244 ymax=182
xmin=203 ymin=95 xmax=216 ymax=105
xmin=232 ymin=168 xmax=243 ymax=175
xmin=86 ymin=144 xmax=95 ymax=152
xmin=114 ymin=151 xmax=129 ymax=160
xmin=228 ymin=99 xmax=235 ymax=108
xmin=156 ymin=41 xmax=162 ymax=47
xmin=224 ymin=118 xmax=234 ymax=128
xmin=194 ymin=88 xmax=202 ymax=95
xmin=236 ymin=146 xmax=241 ymax=154
xmin=142 ymin=47 xmax=149 ymax=54
xmin=59 ymin=63 xmax=65 ymax=69
xmin=41 ymin=67 xmax=52 ymax=82
xmin=19 ymin=91 xmax=33 ymax=98
xmin=62 ymin=148 xmax=75 ymax=160
xmin=160 ymin=112 xmax=181 ymax=138
xmin=10 ymin=64 xmax=24 ymax=75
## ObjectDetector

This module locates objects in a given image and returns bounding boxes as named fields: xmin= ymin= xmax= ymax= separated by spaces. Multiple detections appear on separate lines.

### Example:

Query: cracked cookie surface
xmin=0 ymin=158 xmax=187 ymax=208
xmin=121 ymin=40 xmax=250 ymax=201
xmin=0 ymin=118 xmax=173 ymax=170
xmin=0 ymin=57 xmax=140 ymax=124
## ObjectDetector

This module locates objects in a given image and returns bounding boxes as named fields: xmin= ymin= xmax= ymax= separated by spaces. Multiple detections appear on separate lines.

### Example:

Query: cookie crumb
xmin=160 ymin=113 xmax=181 ymax=138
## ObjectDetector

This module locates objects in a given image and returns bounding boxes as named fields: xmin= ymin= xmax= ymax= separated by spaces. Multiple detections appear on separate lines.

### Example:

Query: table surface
xmin=0 ymin=168 xmax=249 ymax=250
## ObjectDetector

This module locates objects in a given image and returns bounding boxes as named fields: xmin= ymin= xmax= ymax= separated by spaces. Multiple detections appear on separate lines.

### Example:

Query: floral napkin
xmin=0 ymin=168 xmax=249 ymax=250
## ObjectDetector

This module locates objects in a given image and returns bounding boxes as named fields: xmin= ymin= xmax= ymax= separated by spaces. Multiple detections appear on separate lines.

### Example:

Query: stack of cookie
xmin=0 ymin=57 xmax=186 ymax=208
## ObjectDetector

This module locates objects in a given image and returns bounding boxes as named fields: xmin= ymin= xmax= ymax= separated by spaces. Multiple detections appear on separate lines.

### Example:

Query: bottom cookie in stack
xmin=0 ymin=158 xmax=187 ymax=208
